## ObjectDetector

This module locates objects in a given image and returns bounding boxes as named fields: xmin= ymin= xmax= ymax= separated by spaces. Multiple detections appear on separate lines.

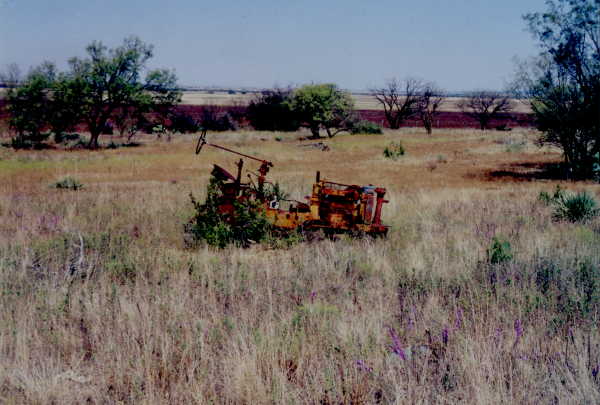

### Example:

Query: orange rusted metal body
xmin=264 ymin=172 xmax=389 ymax=236
xmin=196 ymin=131 xmax=389 ymax=236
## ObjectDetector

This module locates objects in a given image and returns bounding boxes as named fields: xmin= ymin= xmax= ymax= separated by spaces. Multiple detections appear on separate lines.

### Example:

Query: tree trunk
xmin=423 ymin=114 xmax=433 ymax=135
xmin=309 ymin=126 xmax=321 ymax=139
xmin=88 ymin=130 xmax=100 ymax=149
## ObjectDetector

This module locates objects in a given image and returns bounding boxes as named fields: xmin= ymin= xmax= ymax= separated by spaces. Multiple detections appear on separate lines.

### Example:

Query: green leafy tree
xmin=522 ymin=0 xmax=600 ymax=179
xmin=48 ymin=76 xmax=84 ymax=141
xmin=65 ymin=36 xmax=181 ymax=148
xmin=289 ymin=83 xmax=355 ymax=138
xmin=5 ymin=63 xmax=54 ymax=146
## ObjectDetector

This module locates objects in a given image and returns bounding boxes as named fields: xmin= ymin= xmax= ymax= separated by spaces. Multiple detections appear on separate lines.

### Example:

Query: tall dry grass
xmin=0 ymin=129 xmax=599 ymax=403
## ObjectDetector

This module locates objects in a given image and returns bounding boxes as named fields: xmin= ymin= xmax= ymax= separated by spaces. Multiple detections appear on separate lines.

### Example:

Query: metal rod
xmin=206 ymin=143 xmax=271 ymax=165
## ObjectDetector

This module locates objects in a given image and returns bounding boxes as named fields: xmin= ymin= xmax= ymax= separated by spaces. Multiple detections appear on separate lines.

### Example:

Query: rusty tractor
xmin=195 ymin=130 xmax=389 ymax=237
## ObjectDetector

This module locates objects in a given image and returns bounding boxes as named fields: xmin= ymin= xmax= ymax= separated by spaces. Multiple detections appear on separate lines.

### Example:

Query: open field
xmin=179 ymin=91 xmax=533 ymax=113
xmin=0 ymin=88 xmax=532 ymax=113
xmin=1 ymin=129 xmax=600 ymax=403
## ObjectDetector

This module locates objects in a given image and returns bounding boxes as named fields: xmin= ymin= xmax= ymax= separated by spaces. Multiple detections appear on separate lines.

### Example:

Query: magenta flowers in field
xmin=355 ymin=360 xmax=373 ymax=373
xmin=514 ymin=319 xmax=523 ymax=339
xmin=388 ymin=326 xmax=406 ymax=360
xmin=454 ymin=308 xmax=463 ymax=330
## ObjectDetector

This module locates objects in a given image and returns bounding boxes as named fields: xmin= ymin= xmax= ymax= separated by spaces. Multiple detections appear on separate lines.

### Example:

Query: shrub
xmin=552 ymin=191 xmax=599 ymax=223
xmin=10 ymin=132 xmax=51 ymax=150
xmin=169 ymin=112 xmax=201 ymax=134
xmin=540 ymin=186 xmax=599 ymax=222
xmin=246 ymin=89 xmax=300 ymax=132
xmin=200 ymin=108 xmax=237 ymax=132
xmin=53 ymin=177 xmax=83 ymax=191
xmin=487 ymin=236 xmax=513 ymax=264
xmin=184 ymin=174 xmax=271 ymax=248
xmin=538 ymin=185 xmax=566 ymax=205
xmin=383 ymin=142 xmax=405 ymax=160
xmin=350 ymin=120 xmax=383 ymax=135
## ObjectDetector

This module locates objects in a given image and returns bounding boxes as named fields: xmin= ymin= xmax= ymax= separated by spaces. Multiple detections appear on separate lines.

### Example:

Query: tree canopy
xmin=289 ymin=83 xmax=355 ymax=138
xmin=523 ymin=0 xmax=600 ymax=178
xmin=5 ymin=36 xmax=181 ymax=149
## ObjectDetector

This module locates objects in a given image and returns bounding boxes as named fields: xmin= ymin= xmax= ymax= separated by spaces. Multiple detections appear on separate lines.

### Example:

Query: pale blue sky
xmin=0 ymin=0 xmax=546 ymax=92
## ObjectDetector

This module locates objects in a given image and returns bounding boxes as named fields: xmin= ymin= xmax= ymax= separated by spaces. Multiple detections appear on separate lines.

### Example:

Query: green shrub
xmin=53 ymin=177 xmax=83 ymax=191
xmin=184 ymin=174 xmax=272 ymax=248
xmin=552 ymin=191 xmax=599 ymax=222
xmin=540 ymin=186 xmax=599 ymax=222
xmin=538 ymin=185 xmax=566 ymax=205
xmin=487 ymin=236 xmax=513 ymax=264
xmin=383 ymin=142 xmax=405 ymax=160
xmin=350 ymin=120 xmax=383 ymax=135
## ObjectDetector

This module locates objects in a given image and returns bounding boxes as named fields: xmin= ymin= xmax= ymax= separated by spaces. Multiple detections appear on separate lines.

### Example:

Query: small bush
xmin=246 ymin=89 xmax=300 ymax=132
xmin=538 ymin=185 xmax=566 ymax=205
xmin=201 ymin=108 xmax=238 ymax=132
xmin=487 ymin=236 xmax=513 ymax=264
xmin=184 ymin=174 xmax=272 ymax=248
xmin=53 ymin=177 xmax=83 ymax=191
xmin=540 ymin=186 xmax=599 ymax=222
xmin=350 ymin=120 xmax=383 ymax=135
xmin=10 ymin=132 xmax=51 ymax=150
xmin=169 ymin=112 xmax=201 ymax=134
xmin=383 ymin=142 xmax=405 ymax=160
xmin=553 ymin=191 xmax=599 ymax=222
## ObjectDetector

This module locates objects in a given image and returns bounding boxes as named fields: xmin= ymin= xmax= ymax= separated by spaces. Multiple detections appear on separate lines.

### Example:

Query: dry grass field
xmin=1 ymin=128 xmax=599 ymax=403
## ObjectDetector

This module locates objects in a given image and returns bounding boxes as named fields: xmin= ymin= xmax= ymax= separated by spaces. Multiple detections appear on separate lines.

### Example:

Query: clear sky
xmin=0 ymin=0 xmax=546 ymax=92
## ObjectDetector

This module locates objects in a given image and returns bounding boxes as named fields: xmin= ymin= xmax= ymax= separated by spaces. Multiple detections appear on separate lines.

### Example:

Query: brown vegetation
xmin=1 ymin=129 xmax=599 ymax=403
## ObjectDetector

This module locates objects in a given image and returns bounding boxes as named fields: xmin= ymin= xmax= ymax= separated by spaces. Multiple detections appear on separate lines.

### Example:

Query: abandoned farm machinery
xmin=195 ymin=130 xmax=389 ymax=237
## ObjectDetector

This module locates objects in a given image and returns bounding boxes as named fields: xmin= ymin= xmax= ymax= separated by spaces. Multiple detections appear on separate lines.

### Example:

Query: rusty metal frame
xmin=195 ymin=132 xmax=389 ymax=237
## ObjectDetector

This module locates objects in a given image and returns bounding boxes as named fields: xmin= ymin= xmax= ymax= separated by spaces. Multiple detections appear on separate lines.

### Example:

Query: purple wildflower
xmin=407 ymin=305 xmax=417 ymax=330
xmin=388 ymin=326 xmax=406 ymax=360
xmin=495 ymin=327 xmax=503 ymax=341
xmin=442 ymin=327 xmax=449 ymax=345
xmin=514 ymin=319 xmax=523 ymax=339
xmin=355 ymin=360 xmax=373 ymax=373
xmin=454 ymin=308 xmax=463 ymax=330
xmin=592 ymin=364 xmax=599 ymax=379
xmin=310 ymin=291 xmax=316 ymax=302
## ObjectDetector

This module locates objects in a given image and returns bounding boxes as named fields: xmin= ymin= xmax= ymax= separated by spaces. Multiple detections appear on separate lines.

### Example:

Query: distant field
xmin=0 ymin=88 xmax=532 ymax=120
xmin=180 ymin=91 xmax=533 ymax=113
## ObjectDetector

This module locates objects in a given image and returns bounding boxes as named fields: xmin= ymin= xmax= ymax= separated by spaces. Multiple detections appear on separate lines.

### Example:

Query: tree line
xmin=0 ymin=38 xmax=516 ymax=149
xmin=1 ymin=0 xmax=598 ymax=179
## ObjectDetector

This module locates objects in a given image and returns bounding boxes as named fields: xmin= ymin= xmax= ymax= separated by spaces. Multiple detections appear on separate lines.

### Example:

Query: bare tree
xmin=417 ymin=82 xmax=445 ymax=135
xmin=0 ymin=63 xmax=21 ymax=88
xmin=457 ymin=90 xmax=513 ymax=130
xmin=371 ymin=78 xmax=423 ymax=129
